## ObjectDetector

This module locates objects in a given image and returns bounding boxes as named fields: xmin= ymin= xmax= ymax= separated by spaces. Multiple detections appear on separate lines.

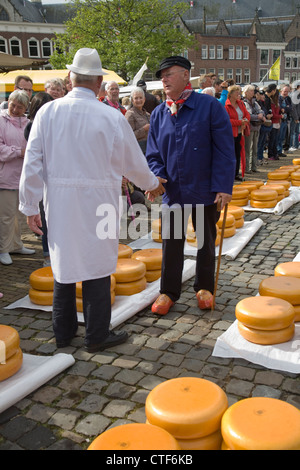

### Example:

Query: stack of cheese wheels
xmin=268 ymin=170 xmax=290 ymax=182
xmin=250 ymin=188 xmax=278 ymax=209
xmin=217 ymin=211 xmax=236 ymax=238
xmin=151 ymin=218 xmax=162 ymax=243
xmin=274 ymin=262 xmax=300 ymax=321
xmin=235 ymin=296 xmax=295 ymax=345
xmin=227 ymin=205 xmax=245 ymax=229
xmin=293 ymin=157 xmax=300 ymax=166
xmin=259 ymin=276 xmax=300 ymax=321
xmin=145 ymin=377 xmax=228 ymax=450
xmin=260 ymin=183 xmax=288 ymax=201
xmin=118 ymin=243 xmax=133 ymax=259
xmin=29 ymin=266 xmax=54 ymax=306
xmin=221 ymin=397 xmax=300 ymax=450
xmin=131 ymin=248 xmax=162 ymax=283
xmin=230 ymin=187 xmax=249 ymax=207
xmin=114 ymin=258 xmax=147 ymax=295
xmin=76 ymin=275 xmax=116 ymax=312
xmin=87 ymin=423 xmax=180 ymax=450
xmin=291 ymin=170 xmax=300 ymax=187
xmin=0 ymin=325 xmax=23 ymax=381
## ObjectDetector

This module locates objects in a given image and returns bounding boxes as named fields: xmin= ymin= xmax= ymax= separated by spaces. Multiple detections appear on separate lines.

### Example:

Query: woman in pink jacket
xmin=0 ymin=90 xmax=35 ymax=266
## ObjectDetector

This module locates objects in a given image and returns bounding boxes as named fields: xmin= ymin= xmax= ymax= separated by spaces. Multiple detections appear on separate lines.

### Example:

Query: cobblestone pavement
xmin=0 ymin=153 xmax=299 ymax=450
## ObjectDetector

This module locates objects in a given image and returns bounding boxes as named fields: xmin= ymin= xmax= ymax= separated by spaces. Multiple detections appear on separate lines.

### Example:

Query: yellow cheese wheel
xmin=251 ymin=189 xmax=278 ymax=201
xmin=224 ymin=225 xmax=236 ymax=238
xmin=76 ymin=275 xmax=116 ymax=299
xmin=267 ymin=179 xmax=290 ymax=189
xmin=221 ymin=397 xmax=300 ymax=450
xmin=145 ymin=269 xmax=161 ymax=283
xmin=176 ymin=430 xmax=222 ymax=451
xmin=29 ymin=266 xmax=54 ymax=291
xmin=152 ymin=231 xmax=162 ymax=243
xmin=0 ymin=325 xmax=20 ymax=361
xmin=88 ymin=423 xmax=180 ymax=450
xmin=291 ymin=171 xmax=300 ymax=180
xmin=232 ymin=188 xmax=249 ymax=199
xmin=261 ymin=184 xmax=285 ymax=195
xmin=151 ymin=218 xmax=161 ymax=233
xmin=293 ymin=158 xmax=300 ymax=165
xmin=235 ymin=217 xmax=244 ymax=229
xmin=235 ymin=296 xmax=295 ymax=330
xmin=29 ymin=288 xmax=53 ymax=306
xmin=216 ymin=212 xmax=235 ymax=228
xmin=237 ymin=321 xmax=295 ymax=345
xmin=227 ymin=205 xmax=244 ymax=219
xmin=114 ymin=258 xmax=146 ymax=283
xmin=229 ymin=197 xmax=248 ymax=207
xmin=291 ymin=179 xmax=300 ymax=186
xmin=233 ymin=183 xmax=257 ymax=193
xmin=118 ymin=244 xmax=133 ymax=259
xmin=268 ymin=171 xmax=289 ymax=180
xmin=0 ymin=348 xmax=23 ymax=382
xmin=274 ymin=262 xmax=300 ymax=278
xmin=259 ymin=276 xmax=300 ymax=305
xmin=250 ymin=199 xmax=277 ymax=208
xmin=115 ymin=277 xmax=147 ymax=296
xmin=145 ymin=377 xmax=228 ymax=439
xmin=131 ymin=248 xmax=162 ymax=270
xmin=245 ymin=180 xmax=264 ymax=188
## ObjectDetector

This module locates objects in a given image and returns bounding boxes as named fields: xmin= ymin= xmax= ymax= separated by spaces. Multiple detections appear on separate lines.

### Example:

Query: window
xmin=208 ymin=68 xmax=215 ymax=74
xmin=243 ymin=46 xmax=249 ymax=60
xmin=28 ymin=38 xmax=39 ymax=58
xmin=9 ymin=38 xmax=21 ymax=56
xmin=235 ymin=68 xmax=242 ymax=84
xmin=218 ymin=68 xmax=224 ymax=80
xmin=291 ymin=72 xmax=297 ymax=82
xmin=0 ymin=37 xmax=7 ymax=53
xmin=229 ymin=45 xmax=235 ymax=60
xmin=273 ymin=50 xmax=280 ymax=62
xmin=260 ymin=49 xmax=269 ymax=65
xmin=201 ymin=45 xmax=208 ymax=60
xmin=293 ymin=57 xmax=298 ymax=68
xmin=259 ymin=68 xmax=268 ymax=81
xmin=217 ymin=45 xmax=223 ymax=60
xmin=236 ymin=46 xmax=242 ymax=60
xmin=285 ymin=57 xmax=291 ymax=68
xmin=227 ymin=68 xmax=233 ymax=79
xmin=41 ymin=39 xmax=52 ymax=58
xmin=199 ymin=68 xmax=206 ymax=75
xmin=0 ymin=8 xmax=9 ymax=21
xmin=209 ymin=45 xmax=215 ymax=59
xmin=244 ymin=68 xmax=250 ymax=83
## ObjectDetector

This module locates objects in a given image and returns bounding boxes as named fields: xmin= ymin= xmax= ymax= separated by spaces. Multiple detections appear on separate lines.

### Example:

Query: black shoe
xmin=278 ymin=153 xmax=287 ymax=157
xmin=85 ymin=330 xmax=128 ymax=353
xmin=235 ymin=175 xmax=243 ymax=181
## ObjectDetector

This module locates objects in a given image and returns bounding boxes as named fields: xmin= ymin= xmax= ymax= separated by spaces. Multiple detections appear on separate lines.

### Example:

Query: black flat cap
xmin=156 ymin=56 xmax=191 ymax=78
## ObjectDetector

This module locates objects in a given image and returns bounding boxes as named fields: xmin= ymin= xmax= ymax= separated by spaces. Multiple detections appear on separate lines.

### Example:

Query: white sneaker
xmin=12 ymin=247 xmax=35 ymax=255
xmin=0 ymin=253 xmax=12 ymax=265
xmin=289 ymin=147 xmax=297 ymax=152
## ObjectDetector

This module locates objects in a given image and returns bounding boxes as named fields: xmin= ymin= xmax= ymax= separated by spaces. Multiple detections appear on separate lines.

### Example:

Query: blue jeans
xmin=290 ymin=120 xmax=299 ymax=148
xmin=277 ymin=121 xmax=288 ymax=153
xmin=52 ymin=276 xmax=112 ymax=346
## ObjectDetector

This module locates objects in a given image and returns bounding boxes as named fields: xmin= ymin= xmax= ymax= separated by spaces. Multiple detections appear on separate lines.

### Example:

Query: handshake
xmin=146 ymin=176 xmax=167 ymax=202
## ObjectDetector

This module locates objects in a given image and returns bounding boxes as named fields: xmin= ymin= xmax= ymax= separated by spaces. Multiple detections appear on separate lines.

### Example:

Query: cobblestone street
xmin=0 ymin=154 xmax=299 ymax=450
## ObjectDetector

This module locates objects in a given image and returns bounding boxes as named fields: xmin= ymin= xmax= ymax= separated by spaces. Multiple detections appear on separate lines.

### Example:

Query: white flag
xmin=132 ymin=61 xmax=148 ymax=86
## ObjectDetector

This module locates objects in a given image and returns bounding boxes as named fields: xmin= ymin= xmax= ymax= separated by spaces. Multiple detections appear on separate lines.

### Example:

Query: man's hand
xmin=146 ymin=176 xmax=167 ymax=202
xmin=214 ymin=192 xmax=232 ymax=211
xmin=27 ymin=214 xmax=43 ymax=236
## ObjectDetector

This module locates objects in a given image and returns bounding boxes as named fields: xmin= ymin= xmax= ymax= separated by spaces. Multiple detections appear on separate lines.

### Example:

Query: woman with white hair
xmin=0 ymin=90 xmax=35 ymax=265
xmin=125 ymin=86 xmax=151 ymax=154
xmin=242 ymin=84 xmax=265 ymax=173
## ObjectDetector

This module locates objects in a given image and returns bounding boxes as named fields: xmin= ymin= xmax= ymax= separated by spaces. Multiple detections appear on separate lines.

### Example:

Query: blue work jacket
xmin=146 ymin=91 xmax=236 ymax=206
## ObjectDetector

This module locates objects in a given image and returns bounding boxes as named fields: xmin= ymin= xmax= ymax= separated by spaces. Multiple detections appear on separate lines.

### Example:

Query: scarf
xmin=165 ymin=82 xmax=193 ymax=116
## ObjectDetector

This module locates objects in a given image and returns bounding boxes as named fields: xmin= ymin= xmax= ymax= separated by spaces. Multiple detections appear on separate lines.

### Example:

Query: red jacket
xmin=225 ymin=98 xmax=250 ymax=137
xmin=271 ymin=103 xmax=282 ymax=124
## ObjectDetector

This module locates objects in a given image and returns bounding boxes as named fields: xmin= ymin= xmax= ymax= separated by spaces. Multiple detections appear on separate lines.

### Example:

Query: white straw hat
xmin=66 ymin=48 xmax=108 ymax=76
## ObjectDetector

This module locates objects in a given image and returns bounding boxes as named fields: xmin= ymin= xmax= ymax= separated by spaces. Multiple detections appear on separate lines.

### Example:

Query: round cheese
xmin=145 ymin=269 xmax=161 ymax=283
xmin=87 ymin=423 xmax=180 ymax=450
xmin=131 ymin=248 xmax=162 ymax=270
xmin=267 ymin=179 xmax=290 ymax=189
xmin=250 ymin=199 xmax=277 ymax=208
xmin=251 ymin=189 xmax=278 ymax=201
xmin=29 ymin=266 xmax=54 ymax=291
xmin=29 ymin=288 xmax=53 ymax=306
xmin=224 ymin=225 xmax=236 ymax=238
xmin=115 ymin=277 xmax=147 ymax=296
xmin=221 ymin=397 xmax=300 ymax=450
xmin=0 ymin=348 xmax=23 ymax=382
xmin=235 ymin=296 xmax=295 ymax=330
xmin=145 ymin=377 xmax=228 ymax=439
xmin=152 ymin=231 xmax=162 ymax=243
xmin=235 ymin=217 xmax=244 ymax=229
xmin=261 ymin=184 xmax=285 ymax=195
xmin=293 ymin=158 xmax=300 ymax=165
xmin=291 ymin=171 xmax=300 ymax=180
xmin=0 ymin=325 xmax=20 ymax=361
xmin=114 ymin=258 xmax=146 ymax=283
xmin=216 ymin=213 xmax=235 ymax=228
xmin=232 ymin=188 xmax=249 ymax=199
xmin=245 ymin=180 xmax=264 ymax=188
xmin=118 ymin=244 xmax=133 ymax=259
xmin=291 ymin=179 xmax=300 ymax=186
xmin=268 ymin=171 xmax=289 ymax=180
xmin=274 ymin=262 xmax=300 ymax=278
xmin=259 ymin=276 xmax=300 ymax=305
xmin=227 ymin=205 xmax=244 ymax=219
xmin=229 ymin=197 xmax=248 ymax=207
xmin=176 ymin=430 xmax=222 ymax=451
xmin=237 ymin=321 xmax=295 ymax=345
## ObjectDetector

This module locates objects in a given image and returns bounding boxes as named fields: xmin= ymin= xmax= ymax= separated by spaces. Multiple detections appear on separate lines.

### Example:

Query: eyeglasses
xmin=161 ymin=70 xmax=186 ymax=81
xmin=16 ymin=86 xmax=33 ymax=93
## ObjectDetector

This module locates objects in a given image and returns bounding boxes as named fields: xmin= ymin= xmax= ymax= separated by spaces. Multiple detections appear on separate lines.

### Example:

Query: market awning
xmin=0 ymin=52 xmax=48 ymax=73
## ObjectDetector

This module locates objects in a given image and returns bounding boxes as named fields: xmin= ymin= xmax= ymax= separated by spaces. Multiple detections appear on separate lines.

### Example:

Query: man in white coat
xmin=19 ymin=48 xmax=165 ymax=351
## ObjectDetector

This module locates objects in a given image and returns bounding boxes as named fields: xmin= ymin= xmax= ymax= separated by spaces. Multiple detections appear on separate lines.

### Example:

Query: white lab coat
xmin=19 ymin=87 xmax=158 ymax=283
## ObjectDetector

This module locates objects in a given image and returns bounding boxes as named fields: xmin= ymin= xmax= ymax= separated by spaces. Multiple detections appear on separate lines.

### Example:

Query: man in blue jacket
xmin=146 ymin=56 xmax=236 ymax=315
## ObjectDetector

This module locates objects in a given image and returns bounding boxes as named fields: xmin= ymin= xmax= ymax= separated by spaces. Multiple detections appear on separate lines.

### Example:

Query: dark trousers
xmin=53 ymin=276 xmax=111 ymax=347
xmin=160 ymin=204 xmax=220 ymax=302
xmin=234 ymin=134 xmax=242 ymax=177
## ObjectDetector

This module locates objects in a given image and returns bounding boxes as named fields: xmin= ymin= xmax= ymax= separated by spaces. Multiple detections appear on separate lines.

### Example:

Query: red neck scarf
xmin=165 ymin=82 xmax=193 ymax=116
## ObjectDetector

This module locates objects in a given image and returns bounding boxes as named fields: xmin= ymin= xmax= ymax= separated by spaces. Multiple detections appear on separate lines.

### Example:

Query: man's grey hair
xmin=69 ymin=72 xmax=99 ymax=85
xmin=8 ymin=89 xmax=30 ymax=109
xmin=105 ymin=81 xmax=119 ymax=91
xmin=45 ymin=78 xmax=64 ymax=89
